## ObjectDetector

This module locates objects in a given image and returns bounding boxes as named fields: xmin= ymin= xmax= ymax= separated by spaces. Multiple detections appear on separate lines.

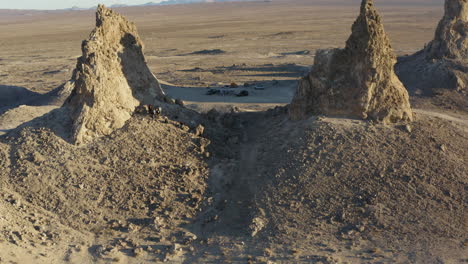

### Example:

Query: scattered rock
xmin=180 ymin=124 xmax=190 ymax=132
xmin=401 ymin=124 xmax=412 ymax=133
xmin=250 ymin=216 xmax=266 ymax=237
xmin=148 ymin=105 xmax=162 ymax=119
xmin=181 ymin=231 xmax=197 ymax=244
xmin=439 ymin=144 xmax=447 ymax=152
xmin=133 ymin=247 xmax=145 ymax=257
xmin=164 ymin=96 xmax=176 ymax=104
xmin=175 ymin=98 xmax=184 ymax=106
xmin=31 ymin=152 xmax=45 ymax=164
xmin=289 ymin=0 xmax=413 ymax=123
xmin=194 ymin=124 xmax=205 ymax=137
xmin=164 ymin=243 xmax=183 ymax=261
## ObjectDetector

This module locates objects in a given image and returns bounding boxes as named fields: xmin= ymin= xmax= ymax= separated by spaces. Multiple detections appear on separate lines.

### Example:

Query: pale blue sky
xmin=0 ymin=0 xmax=163 ymax=10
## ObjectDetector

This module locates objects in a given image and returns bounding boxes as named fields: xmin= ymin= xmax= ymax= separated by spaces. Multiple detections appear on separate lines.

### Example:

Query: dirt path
xmin=414 ymin=109 xmax=468 ymax=126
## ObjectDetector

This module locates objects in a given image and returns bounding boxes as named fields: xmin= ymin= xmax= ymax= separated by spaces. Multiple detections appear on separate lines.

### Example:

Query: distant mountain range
xmin=64 ymin=0 xmax=260 ymax=11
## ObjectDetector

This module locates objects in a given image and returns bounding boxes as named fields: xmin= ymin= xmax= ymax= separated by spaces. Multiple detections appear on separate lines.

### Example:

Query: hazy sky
xmin=0 ymin=0 xmax=164 ymax=10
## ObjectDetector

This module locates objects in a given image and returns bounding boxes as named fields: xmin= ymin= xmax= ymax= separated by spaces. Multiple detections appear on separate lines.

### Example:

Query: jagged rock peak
xmin=289 ymin=0 xmax=413 ymax=123
xmin=427 ymin=0 xmax=467 ymax=60
xmin=63 ymin=5 xmax=165 ymax=145
xmin=444 ymin=0 xmax=467 ymax=22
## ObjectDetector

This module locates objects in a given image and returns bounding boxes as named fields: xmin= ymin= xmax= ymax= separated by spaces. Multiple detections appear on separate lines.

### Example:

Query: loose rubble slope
xmin=236 ymin=111 xmax=467 ymax=263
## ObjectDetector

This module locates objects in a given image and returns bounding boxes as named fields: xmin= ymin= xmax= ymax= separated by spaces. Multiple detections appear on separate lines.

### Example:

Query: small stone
xmin=194 ymin=124 xmax=205 ymax=137
xmin=264 ymin=248 xmax=273 ymax=257
xmin=133 ymin=247 xmax=144 ymax=256
xmin=439 ymin=144 xmax=447 ymax=152
xmin=182 ymin=231 xmax=197 ymax=244
xmin=32 ymin=152 xmax=45 ymax=164
xmin=128 ymin=223 xmax=139 ymax=232
xmin=175 ymin=98 xmax=184 ymax=106
xmin=164 ymin=96 xmax=176 ymax=104
xmin=404 ymin=124 xmax=412 ymax=133
xmin=250 ymin=216 xmax=266 ymax=237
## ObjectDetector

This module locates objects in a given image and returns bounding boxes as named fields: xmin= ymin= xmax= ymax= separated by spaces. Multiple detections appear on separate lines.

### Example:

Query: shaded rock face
xmin=63 ymin=5 xmax=164 ymax=144
xmin=289 ymin=0 xmax=412 ymax=123
xmin=396 ymin=0 xmax=467 ymax=93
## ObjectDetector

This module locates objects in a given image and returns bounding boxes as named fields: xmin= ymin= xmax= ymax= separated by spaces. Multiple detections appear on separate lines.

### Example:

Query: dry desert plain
xmin=0 ymin=0 xmax=467 ymax=263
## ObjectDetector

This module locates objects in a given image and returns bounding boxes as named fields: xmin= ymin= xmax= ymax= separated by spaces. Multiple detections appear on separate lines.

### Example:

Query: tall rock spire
xmin=289 ymin=0 xmax=413 ymax=123
xmin=427 ymin=0 xmax=467 ymax=59
xmin=63 ymin=5 xmax=165 ymax=144
xmin=396 ymin=0 xmax=467 ymax=93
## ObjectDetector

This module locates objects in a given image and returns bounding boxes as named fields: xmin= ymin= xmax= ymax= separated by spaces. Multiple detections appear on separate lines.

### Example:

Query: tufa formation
xmin=427 ymin=0 xmax=467 ymax=60
xmin=63 ymin=5 xmax=165 ymax=144
xmin=396 ymin=0 xmax=467 ymax=93
xmin=289 ymin=0 xmax=412 ymax=123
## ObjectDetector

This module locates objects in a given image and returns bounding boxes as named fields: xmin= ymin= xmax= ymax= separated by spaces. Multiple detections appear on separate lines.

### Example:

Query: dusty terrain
xmin=0 ymin=0 xmax=467 ymax=263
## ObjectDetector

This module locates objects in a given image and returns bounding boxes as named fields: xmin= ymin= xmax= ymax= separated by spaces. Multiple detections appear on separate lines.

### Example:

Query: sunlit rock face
xmin=63 ymin=5 xmax=164 ymax=144
xmin=289 ymin=0 xmax=413 ymax=123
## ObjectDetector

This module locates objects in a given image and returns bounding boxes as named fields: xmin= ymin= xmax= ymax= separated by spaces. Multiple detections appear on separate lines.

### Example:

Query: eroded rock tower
xmin=289 ymin=0 xmax=413 ymax=123
xmin=63 ymin=5 xmax=165 ymax=144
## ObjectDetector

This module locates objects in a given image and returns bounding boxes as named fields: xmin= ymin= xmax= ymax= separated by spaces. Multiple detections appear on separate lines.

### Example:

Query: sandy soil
xmin=1 ymin=0 xmax=467 ymax=263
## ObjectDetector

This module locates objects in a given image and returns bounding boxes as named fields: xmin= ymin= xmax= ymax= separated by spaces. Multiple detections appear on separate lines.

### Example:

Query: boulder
xmin=63 ymin=5 xmax=164 ymax=144
xmin=289 ymin=0 xmax=413 ymax=123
